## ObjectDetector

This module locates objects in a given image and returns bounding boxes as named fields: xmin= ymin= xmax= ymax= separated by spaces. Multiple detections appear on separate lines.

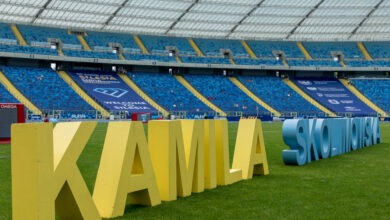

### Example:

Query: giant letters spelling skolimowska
xmin=11 ymin=119 xmax=269 ymax=219
xmin=282 ymin=117 xmax=381 ymax=166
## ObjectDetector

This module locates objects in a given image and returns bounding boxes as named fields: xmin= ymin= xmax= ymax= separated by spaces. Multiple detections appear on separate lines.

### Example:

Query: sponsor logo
xmin=298 ymin=80 xmax=312 ymax=85
xmin=93 ymin=88 xmax=128 ymax=98
xmin=340 ymin=100 xmax=354 ymax=104
xmin=0 ymin=104 xmax=17 ymax=109
xmin=307 ymin=87 xmax=317 ymax=91
xmin=316 ymin=93 xmax=323 ymax=97
xmin=328 ymin=99 xmax=340 ymax=104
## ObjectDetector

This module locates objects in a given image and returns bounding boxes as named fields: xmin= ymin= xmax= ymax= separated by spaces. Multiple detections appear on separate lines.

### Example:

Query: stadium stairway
xmin=57 ymin=49 xmax=64 ymax=56
xmin=241 ymin=40 xmax=257 ymax=58
xmin=76 ymin=34 xmax=91 ymax=50
xmin=339 ymin=78 xmax=388 ymax=117
xmin=229 ymin=58 xmax=236 ymax=65
xmin=10 ymin=24 xmax=27 ymax=46
xmin=173 ymin=75 xmax=226 ymax=116
xmin=118 ymin=73 xmax=169 ymax=117
xmin=297 ymin=42 xmax=312 ymax=60
xmin=357 ymin=42 xmax=373 ymax=60
xmin=57 ymin=70 xmax=110 ymax=117
xmin=228 ymin=77 xmax=281 ymax=117
xmin=188 ymin=38 xmax=204 ymax=57
xmin=282 ymin=78 xmax=337 ymax=117
xmin=118 ymin=54 xmax=126 ymax=60
xmin=0 ymin=70 xmax=41 ymax=114
xmin=133 ymin=35 xmax=149 ymax=54
xmin=175 ymin=56 xmax=182 ymax=63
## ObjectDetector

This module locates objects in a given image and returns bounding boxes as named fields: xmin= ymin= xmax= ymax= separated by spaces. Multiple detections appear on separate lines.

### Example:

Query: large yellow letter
xmin=12 ymin=123 xmax=55 ymax=220
xmin=93 ymin=122 xmax=161 ymax=218
xmin=53 ymin=122 xmax=101 ymax=220
xmin=215 ymin=120 xmax=242 ymax=185
xmin=181 ymin=120 xmax=205 ymax=193
xmin=204 ymin=120 xmax=217 ymax=189
xmin=149 ymin=120 xmax=205 ymax=201
xmin=148 ymin=120 xmax=189 ymax=201
xmin=232 ymin=119 xmax=269 ymax=179
xmin=12 ymin=122 xmax=101 ymax=220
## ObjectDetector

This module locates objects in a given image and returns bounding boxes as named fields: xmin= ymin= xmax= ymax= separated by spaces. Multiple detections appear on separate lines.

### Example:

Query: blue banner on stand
xmin=69 ymin=70 xmax=156 ymax=112
xmin=294 ymin=78 xmax=375 ymax=115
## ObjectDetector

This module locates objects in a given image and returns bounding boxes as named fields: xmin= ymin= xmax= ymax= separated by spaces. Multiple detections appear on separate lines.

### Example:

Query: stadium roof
xmin=1 ymin=0 xmax=390 ymax=41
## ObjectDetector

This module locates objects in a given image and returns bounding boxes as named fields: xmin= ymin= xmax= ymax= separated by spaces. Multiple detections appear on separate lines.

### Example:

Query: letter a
xmin=93 ymin=122 xmax=161 ymax=218
xmin=232 ymin=119 xmax=269 ymax=179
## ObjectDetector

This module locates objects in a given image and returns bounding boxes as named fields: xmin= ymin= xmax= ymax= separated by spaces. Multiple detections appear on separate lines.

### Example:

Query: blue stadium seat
xmin=0 ymin=83 xmax=18 ymax=103
xmin=363 ymin=42 xmax=390 ymax=59
xmin=303 ymin=42 xmax=363 ymax=59
xmin=0 ymin=44 xmax=58 ymax=56
xmin=193 ymin=38 xmax=248 ymax=57
xmin=246 ymin=41 xmax=304 ymax=59
xmin=62 ymin=49 xmax=119 ymax=59
xmin=84 ymin=31 xmax=141 ymax=53
xmin=288 ymin=59 xmax=341 ymax=67
xmin=345 ymin=60 xmax=390 ymax=67
xmin=129 ymin=72 xmax=212 ymax=116
xmin=350 ymin=78 xmax=390 ymax=113
xmin=180 ymin=56 xmax=230 ymax=64
xmin=140 ymin=35 xmax=196 ymax=56
xmin=0 ymin=23 xmax=17 ymax=45
xmin=1 ymin=66 xmax=94 ymax=113
xmin=184 ymin=74 xmax=268 ymax=115
xmin=18 ymin=25 xmax=81 ymax=49
xmin=123 ymin=53 xmax=176 ymax=62
xmin=237 ymin=76 xmax=320 ymax=116
xmin=234 ymin=58 xmax=284 ymax=66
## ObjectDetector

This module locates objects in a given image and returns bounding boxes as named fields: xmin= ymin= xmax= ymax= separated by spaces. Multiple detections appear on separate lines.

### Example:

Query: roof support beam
xmin=165 ymin=0 xmax=198 ymax=34
xmin=31 ymin=0 xmax=52 ymax=24
xmin=286 ymin=0 xmax=325 ymax=39
xmin=348 ymin=0 xmax=385 ymax=39
xmin=102 ymin=0 xmax=130 ymax=29
xmin=226 ymin=0 xmax=265 ymax=38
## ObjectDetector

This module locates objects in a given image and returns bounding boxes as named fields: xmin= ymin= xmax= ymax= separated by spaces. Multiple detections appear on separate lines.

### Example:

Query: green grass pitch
xmin=1 ymin=122 xmax=389 ymax=219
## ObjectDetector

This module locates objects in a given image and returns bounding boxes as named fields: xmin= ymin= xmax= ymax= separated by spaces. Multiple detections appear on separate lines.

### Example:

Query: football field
xmin=1 ymin=121 xmax=389 ymax=219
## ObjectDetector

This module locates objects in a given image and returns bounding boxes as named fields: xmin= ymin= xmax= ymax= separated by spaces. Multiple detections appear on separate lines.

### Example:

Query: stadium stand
xmin=234 ymin=58 xmax=284 ymax=66
xmin=180 ymin=56 xmax=230 ymax=64
xmin=0 ymin=84 xmax=18 ymax=103
xmin=140 ymin=35 xmax=196 ymax=56
xmin=184 ymin=74 xmax=268 ymax=116
xmin=345 ymin=60 xmax=390 ymax=67
xmin=0 ymin=44 xmax=59 ymax=56
xmin=303 ymin=42 xmax=363 ymax=59
xmin=17 ymin=25 xmax=81 ymax=49
xmin=0 ymin=66 xmax=95 ymax=118
xmin=129 ymin=72 xmax=213 ymax=118
xmin=237 ymin=76 xmax=320 ymax=116
xmin=84 ymin=31 xmax=141 ymax=53
xmin=123 ymin=53 xmax=176 ymax=62
xmin=246 ymin=41 xmax=304 ymax=59
xmin=350 ymin=78 xmax=390 ymax=113
xmin=193 ymin=38 xmax=248 ymax=57
xmin=0 ymin=23 xmax=17 ymax=45
xmin=62 ymin=49 xmax=119 ymax=60
xmin=363 ymin=42 xmax=390 ymax=59
xmin=288 ymin=60 xmax=341 ymax=67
